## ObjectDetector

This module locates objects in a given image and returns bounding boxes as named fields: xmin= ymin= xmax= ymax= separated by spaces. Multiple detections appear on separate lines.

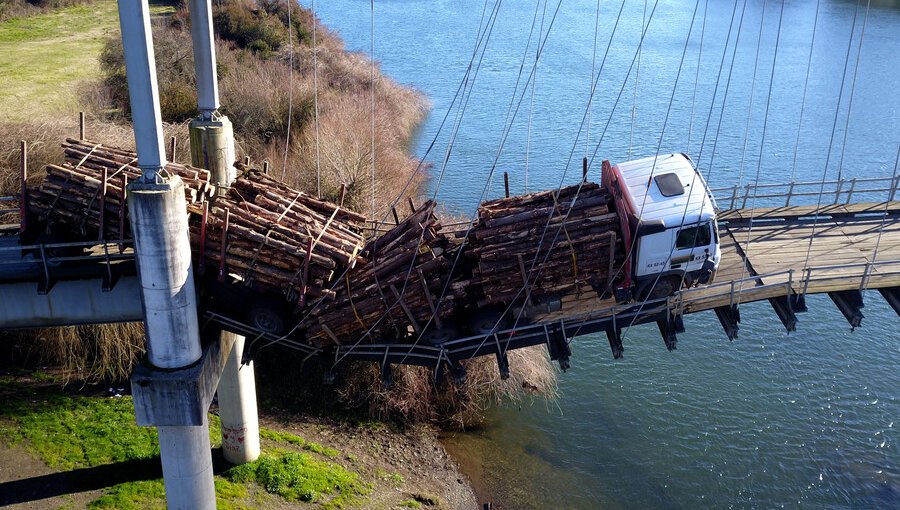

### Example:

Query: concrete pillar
xmin=117 ymin=1 xmax=216 ymax=508
xmin=217 ymin=332 xmax=261 ymax=463
xmin=189 ymin=117 xmax=236 ymax=193
xmin=187 ymin=0 xmax=260 ymax=466
xmin=189 ymin=0 xmax=219 ymax=118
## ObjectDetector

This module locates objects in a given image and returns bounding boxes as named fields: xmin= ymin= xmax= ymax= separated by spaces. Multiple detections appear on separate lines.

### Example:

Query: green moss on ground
xmin=225 ymin=450 xmax=370 ymax=508
xmin=0 ymin=378 xmax=371 ymax=508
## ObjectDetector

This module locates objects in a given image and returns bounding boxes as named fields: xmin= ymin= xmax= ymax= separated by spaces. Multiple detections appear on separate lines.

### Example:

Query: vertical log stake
xmin=19 ymin=140 xmax=27 ymax=235
xmin=504 ymin=172 xmax=510 ymax=198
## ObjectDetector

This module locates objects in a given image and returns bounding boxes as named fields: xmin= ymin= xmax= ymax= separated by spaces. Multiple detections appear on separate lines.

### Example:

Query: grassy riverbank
xmin=0 ymin=371 xmax=474 ymax=509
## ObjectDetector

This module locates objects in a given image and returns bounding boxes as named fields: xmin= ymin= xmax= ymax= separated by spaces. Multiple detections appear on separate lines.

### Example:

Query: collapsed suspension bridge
xmin=2 ymin=163 xmax=900 ymax=384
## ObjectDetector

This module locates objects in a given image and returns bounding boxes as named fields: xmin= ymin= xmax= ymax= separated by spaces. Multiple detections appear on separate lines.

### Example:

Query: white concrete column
xmin=157 ymin=417 xmax=216 ymax=510
xmin=217 ymin=332 xmax=261 ymax=463
xmin=116 ymin=0 xmax=166 ymax=178
xmin=189 ymin=0 xmax=220 ymax=118
xmin=186 ymin=0 xmax=260 ymax=465
xmin=118 ymin=1 xmax=216 ymax=508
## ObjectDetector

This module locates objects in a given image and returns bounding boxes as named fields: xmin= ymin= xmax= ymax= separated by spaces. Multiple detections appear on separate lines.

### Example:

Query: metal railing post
xmin=845 ymin=178 xmax=857 ymax=204
xmin=741 ymin=184 xmax=751 ymax=209
xmin=785 ymin=182 xmax=795 ymax=206
xmin=833 ymin=179 xmax=843 ymax=204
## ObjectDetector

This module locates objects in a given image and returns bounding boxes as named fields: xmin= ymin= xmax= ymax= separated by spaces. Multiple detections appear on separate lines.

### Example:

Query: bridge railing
xmin=711 ymin=175 xmax=900 ymax=210
xmin=0 ymin=238 xmax=135 ymax=289
xmin=0 ymin=196 xmax=19 ymax=227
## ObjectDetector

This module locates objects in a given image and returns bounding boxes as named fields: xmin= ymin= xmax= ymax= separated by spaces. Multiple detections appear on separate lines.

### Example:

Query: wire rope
xmin=863 ymin=145 xmax=900 ymax=293
xmin=687 ymin=0 xmax=708 ymax=153
xmin=525 ymin=0 xmax=549 ymax=193
xmin=586 ymin=0 xmax=601 ymax=159
xmin=801 ymin=0 xmax=861 ymax=273
xmin=370 ymin=0 xmax=376 ymax=218
xmin=836 ymin=0 xmax=870 ymax=181
xmin=629 ymin=0 xmax=647 ymax=158
xmin=789 ymin=0 xmax=821 ymax=183
xmin=735 ymin=0 xmax=769 ymax=190
xmin=280 ymin=0 xmax=295 ymax=181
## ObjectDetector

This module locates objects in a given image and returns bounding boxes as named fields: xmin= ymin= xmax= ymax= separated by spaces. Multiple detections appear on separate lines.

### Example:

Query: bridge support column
xmin=188 ymin=0 xmax=260 ymax=466
xmin=118 ymin=1 xmax=215 ymax=507
xmin=216 ymin=332 xmax=261 ymax=463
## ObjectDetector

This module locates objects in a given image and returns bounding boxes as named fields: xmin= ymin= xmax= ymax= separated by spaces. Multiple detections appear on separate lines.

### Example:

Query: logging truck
xmin=19 ymin=139 xmax=721 ymax=345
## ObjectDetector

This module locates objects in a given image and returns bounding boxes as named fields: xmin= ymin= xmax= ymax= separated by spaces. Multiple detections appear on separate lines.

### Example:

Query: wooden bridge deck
xmin=535 ymin=200 xmax=900 ymax=324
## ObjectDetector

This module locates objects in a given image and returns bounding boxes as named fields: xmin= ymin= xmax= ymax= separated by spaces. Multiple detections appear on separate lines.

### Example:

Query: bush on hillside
xmin=0 ymin=0 xmax=94 ymax=22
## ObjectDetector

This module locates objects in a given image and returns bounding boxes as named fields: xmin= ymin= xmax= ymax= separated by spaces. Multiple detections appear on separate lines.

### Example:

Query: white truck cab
xmin=602 ymin=153 xmax=721 ymax=301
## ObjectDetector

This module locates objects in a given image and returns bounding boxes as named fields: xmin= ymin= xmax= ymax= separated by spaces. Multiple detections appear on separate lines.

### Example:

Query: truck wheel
xmin=644 ymin=276 xmax=681 ymax=301
xmin=247 ymin=301 xmax=288 ymax=335
xmin=470 ymin=308 xmax=508 ymax=335
xmin=422 ymin=327 xmax=458 ymax=346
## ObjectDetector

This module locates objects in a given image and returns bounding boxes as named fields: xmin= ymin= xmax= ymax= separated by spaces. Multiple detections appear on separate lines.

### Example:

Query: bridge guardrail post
xmin=846 ymin=178 xmax=857 ymax=204
xmin=728 ymin=186 xmax=738 ymax=210
xmin=785 ymin=182 xmax=795 ymax=206
xmin=741 ymin=184 xmax=751 ymax=209
xmin=833 ymin=179 xmax=843 ymax=205
xmin=890 ymin=175 xmax=899 ymax=202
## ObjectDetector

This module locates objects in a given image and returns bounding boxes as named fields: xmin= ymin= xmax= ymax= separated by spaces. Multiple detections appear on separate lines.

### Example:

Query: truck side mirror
xmin=636 ymin=219 xmax=666 ymax=236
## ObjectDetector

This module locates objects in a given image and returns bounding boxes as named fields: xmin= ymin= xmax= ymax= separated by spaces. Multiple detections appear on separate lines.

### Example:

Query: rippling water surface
xmin=308 ymin=0 xmax=898 ymax=507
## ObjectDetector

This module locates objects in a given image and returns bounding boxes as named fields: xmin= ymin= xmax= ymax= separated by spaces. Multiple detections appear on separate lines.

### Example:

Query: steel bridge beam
xmin=878 ymin=287 xmax=900 ymax=317
xmin=828 ymin=290 xmax=865 ymax=330
xmin=713 ymin=305 xmax=741 ymax=340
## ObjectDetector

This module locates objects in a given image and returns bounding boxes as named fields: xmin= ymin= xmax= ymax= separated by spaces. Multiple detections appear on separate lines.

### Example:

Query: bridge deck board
xmin=717 ymin=200 xmax=900 ymax=222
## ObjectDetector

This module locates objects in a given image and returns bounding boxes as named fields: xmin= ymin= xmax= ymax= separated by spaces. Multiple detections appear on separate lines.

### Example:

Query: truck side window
xmin=675 ymin=223 xmax=712 ymax=250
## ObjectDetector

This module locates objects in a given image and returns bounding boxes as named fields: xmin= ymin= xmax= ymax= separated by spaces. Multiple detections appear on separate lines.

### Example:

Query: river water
xmin=307 ymin=0 xmax=899 ymax=508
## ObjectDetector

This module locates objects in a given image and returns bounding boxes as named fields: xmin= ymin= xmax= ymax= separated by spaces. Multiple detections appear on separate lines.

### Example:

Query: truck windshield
xmin=675 ymin=222 xmax=712 ymax=250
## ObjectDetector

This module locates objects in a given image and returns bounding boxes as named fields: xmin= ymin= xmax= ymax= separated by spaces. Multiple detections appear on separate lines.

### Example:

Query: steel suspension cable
xmin=370 ymin=0 xmax=376 ymax=218
xmin=789 ymin=0 xmax=821 ymax=183
xmin=687 ymin=0 xmax=709 ymax=152
xmin=739 ymin=0 xmax=785 ymax=292
xmin=801 ymin=0 xmax=861 ymax=273
xmin=255 ymin=0 xmax=500 ymax=352
xmin=863 ymin=145 xmax=900 ymax=293
xmin=281 ymin=0 xmax=295 ymax=181
xmin=836 ymin=0 xmax=871 ymax=181
xmin=586 ymin=0 xmax=601 ymax=158
xmin=629 ymin=0 xmax=647 ymax=158
xmin=735 ymin=0 xmax=769 ymax=190
xmin=525 ymin=0 xmax=549 ymax=193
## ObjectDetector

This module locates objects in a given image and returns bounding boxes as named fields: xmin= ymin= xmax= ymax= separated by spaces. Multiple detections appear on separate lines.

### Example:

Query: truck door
xmin=671 ymin=221 xmax=713 ymax=274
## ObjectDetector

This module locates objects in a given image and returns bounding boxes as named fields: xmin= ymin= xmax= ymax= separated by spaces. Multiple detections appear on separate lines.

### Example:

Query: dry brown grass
xmin=337 ymin=346 xmax=558 ymax=429
xmin=1 ymin=322 xmax=144 ymax=383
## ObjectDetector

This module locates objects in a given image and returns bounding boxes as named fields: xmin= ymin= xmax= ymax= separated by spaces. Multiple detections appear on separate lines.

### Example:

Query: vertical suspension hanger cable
xmin=864 ymin=145 xmax=900 ymax=294
xmin=629 ymin=0 xmax=647 ymax=158
xmin=525 ymin=0 xmax=548 ymax=194
xmin=836 ymin=0 xmax=870 ymax=181
xmin=687 ymin=0 xmax=708 ymax=153
xmin=801 ymin=0 xmax=861 ymax=272
xmin=789 ymin=0 xmax=820 ymax=183
xmin=370 ymin=0 xmax=376 ymax=218
xmin=739 ymin=0 xmax=785 ymax=288
xmin=281 ymin=0 xmax=295 ymax=181
xmin=312 ymin=0 xmax=323 ymax=195
xmin=736 ymin=0 xmax=768 ymax=190
xmin=585 ymin=0 xmax=601 ymax=161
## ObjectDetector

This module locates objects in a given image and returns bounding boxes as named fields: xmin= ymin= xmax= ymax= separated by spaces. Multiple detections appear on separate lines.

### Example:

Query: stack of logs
xmin=27 ymin=138 xmax=211 ymax=239
xmin=305 ymin=200 xmax=457 ymax=347
xmin=462 ymin=182 xmax=624 ymax=306
xmin=191 ymin=169 xmax=367 ymax=305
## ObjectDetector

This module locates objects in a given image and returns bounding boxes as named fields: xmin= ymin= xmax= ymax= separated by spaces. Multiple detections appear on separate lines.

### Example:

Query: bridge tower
xmin=186 ymin=0 xmax=261 ymax=466
xmin=116 ymin=1 xmax=215 ymax=508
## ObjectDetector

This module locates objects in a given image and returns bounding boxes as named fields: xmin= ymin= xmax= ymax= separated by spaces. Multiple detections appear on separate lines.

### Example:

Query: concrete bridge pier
xmin=118 ymin=1 xmax=215 ymax=508
xmin=188 ymin=0 xmax=260 ymax=465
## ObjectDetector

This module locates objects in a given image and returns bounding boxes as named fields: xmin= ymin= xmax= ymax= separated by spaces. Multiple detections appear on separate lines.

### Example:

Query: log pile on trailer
xmin=460 ymin=182 xmax=625 ymax=306
xmin=305 ymin=200 xmax=457 ymax=347
xmin=26 ymin=138 xmax=211 ymax=240
xmin=190 ymin=169 xmax=366 ymax=305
